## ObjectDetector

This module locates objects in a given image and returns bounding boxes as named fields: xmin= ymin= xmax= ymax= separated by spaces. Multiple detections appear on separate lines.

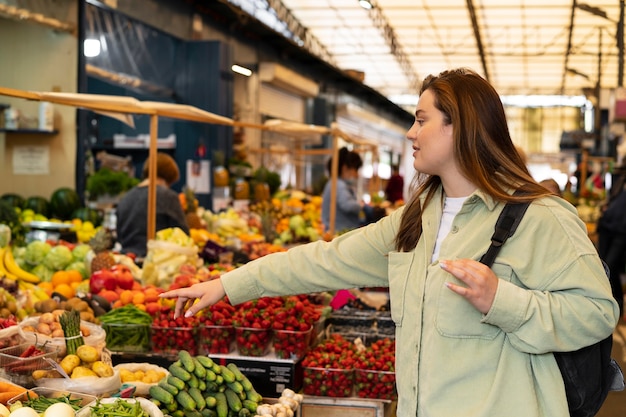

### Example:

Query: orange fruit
xmin=38 ymin=282 xmax=54 ymax=296
xmin=65 ymin=269 xmax=83 ymax=284
xmin=54 ymin=283 xmax=74 ymax=299
xmin=51 ymin=271 xmax=70 ymax=287
xmin=144 ymin=287 xmax=160 ymax=303
xmin=132 ymin=292 xmax=145 ymax=305
xmin=119 ymin=290 xmax=134 ymax=305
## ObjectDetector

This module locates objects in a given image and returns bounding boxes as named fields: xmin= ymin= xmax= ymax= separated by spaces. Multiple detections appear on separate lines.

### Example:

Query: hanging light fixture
xmin=359 ymin=0 xmax=373 ymax=10
xmin=231 ymin=64 xmax=252 ymax=77
xmin=83 ymin=38 xmax=101 ymax=57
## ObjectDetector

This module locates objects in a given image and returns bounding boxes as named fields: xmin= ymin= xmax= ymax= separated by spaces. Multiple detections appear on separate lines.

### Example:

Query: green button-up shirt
xmin=222 ymin=186 xmax=619 ymax=417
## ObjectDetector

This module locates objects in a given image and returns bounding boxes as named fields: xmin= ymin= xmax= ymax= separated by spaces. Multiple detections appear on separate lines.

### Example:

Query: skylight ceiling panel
xmin=396 ymin=27 xmax=479 ymax=56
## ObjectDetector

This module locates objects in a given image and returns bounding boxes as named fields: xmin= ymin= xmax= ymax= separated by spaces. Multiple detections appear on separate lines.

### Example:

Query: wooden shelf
xmin=0 ymin=128 xmax=58 ymax=135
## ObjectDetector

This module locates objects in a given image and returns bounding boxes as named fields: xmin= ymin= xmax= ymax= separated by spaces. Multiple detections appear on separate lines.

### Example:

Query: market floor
xmin=596 ymin=320 xmax=626 ymax=417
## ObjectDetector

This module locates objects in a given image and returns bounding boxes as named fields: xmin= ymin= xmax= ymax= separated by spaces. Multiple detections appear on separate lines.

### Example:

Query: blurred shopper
xmin=116 ymin=152 xmax=189 ymax=258
xmin=321 ymin=147 xmax=367 ymax=232
xmin=385 ymin=164 xmax=405 ymax=203
xmin=597 ymin=164 xmax=626 ymax=317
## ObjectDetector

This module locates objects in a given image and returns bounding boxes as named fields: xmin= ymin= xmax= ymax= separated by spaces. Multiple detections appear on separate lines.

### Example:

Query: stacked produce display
xmin=0 ymin=186 xmax=399 ymax=417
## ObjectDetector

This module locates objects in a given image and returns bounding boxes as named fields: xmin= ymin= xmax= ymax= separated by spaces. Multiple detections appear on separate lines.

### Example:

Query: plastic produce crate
xmin=197 ymin=324 xmax=235 ymax=355
xmin=8 ymin=387 xmax=97 ymax=415
xmin=0 ymin=343 xmax=58 ymax=387
xmin=102 ymin=323 xmax=151 ymax=353
xmin=302 ymin=366 xmax=353 ymax=397
xmin=151 ymin=325 xmax=198 ymax=357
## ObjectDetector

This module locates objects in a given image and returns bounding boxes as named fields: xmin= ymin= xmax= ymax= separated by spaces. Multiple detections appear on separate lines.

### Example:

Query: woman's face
xmin=406 ymin=89 xmax=456 ymax=177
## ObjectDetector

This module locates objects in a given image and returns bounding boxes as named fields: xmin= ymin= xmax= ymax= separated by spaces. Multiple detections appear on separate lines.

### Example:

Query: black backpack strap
xmin=479 ymin=191 xmax=531 ymax=267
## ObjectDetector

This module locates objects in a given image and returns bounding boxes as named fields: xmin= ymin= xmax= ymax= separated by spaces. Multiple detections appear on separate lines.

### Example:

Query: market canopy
xmin=0 ymin=86 xmax=370 ymax=238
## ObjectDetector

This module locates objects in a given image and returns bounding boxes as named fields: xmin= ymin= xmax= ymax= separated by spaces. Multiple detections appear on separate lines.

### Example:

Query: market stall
xmin=0 ymin=86 xmax=398 ymax=416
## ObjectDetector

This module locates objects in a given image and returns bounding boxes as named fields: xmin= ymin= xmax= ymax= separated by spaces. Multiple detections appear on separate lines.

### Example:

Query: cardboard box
xmin=210 ymin=352 xmax=303 ymax=398
xmin=301 ymin=397 xmax=396 ymax=417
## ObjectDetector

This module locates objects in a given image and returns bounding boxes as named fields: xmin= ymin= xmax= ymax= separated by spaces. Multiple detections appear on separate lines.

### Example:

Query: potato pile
xmin=33 ymin=297 xmax=97 ymax=323
xmin=33 ymin=345 xmax=114 ymax=380
xmin=21 ymin=310 xmax=92 ymax=338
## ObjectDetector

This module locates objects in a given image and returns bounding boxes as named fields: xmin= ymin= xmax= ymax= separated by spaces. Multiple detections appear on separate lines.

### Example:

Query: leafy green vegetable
xmin=86 ymin=167 xmax=139 ymax=201
xmin=43 ymin=244 xmax=73 ymax=270
xmin=72 ymin=243 xmax=92 ymax=261
xmin=24 ymin=240 xmax=52 ymax=265
xmin=65 ymin=261 xmax=88 ymax=279
xmin=31 ymin=264 xmax=54 ymax=282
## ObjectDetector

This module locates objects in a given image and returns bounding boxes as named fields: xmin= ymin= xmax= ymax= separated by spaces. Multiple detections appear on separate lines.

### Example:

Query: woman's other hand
xmin=439 ymin=259 xmax=498 ymax=314
xmin=159 ymin=279 xmax=226 ymax=318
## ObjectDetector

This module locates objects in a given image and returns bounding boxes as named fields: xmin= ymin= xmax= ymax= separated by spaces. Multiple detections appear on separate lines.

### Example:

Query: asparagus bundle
xmin=59 ymin=309 xmax=85 ymax=355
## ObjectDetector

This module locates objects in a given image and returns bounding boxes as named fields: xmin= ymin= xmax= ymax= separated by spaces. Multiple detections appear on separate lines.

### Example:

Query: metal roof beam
xmin=364 ymin=1 xmax=420 ymax=91
xmin=266 ymin=0 xmax=336 ymax=66
xmin=466 ymin=0 xmax=489 ymax=81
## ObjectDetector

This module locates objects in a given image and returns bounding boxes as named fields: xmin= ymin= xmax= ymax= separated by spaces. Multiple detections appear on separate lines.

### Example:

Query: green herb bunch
xmin=86 ymin=168 xmax=139 ymax=201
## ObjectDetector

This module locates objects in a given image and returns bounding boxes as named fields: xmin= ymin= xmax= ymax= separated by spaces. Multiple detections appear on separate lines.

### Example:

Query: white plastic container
xmin=38 ymin=102 xmax=54 ymax=131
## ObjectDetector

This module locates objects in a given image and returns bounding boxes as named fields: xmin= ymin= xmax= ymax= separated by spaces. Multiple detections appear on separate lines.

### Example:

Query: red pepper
xmin=19 ymin=345 xmax=38 ymax=358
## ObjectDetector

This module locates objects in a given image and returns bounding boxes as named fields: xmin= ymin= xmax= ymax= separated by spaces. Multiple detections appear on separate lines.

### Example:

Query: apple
xmin=111 ymin=264 xmax=135 ymax=290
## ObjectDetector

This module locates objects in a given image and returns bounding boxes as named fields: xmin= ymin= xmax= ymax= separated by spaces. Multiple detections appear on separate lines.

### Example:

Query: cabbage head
xmin=71 ymin=244 xmax=91 ymax=262
xmin=65 ymin=261 xmax=87 ymax=279
xmin=43 ymin=245 xmax=73 ymax=271
xmin=31 ymin=264 xmax=54 ymax=282
xmin=24 ymin=240 xmax=52 ymax=265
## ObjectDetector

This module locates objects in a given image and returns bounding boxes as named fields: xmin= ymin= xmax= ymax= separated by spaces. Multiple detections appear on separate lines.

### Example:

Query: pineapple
xmin=89 ymin=228 xmax=115 ymax=272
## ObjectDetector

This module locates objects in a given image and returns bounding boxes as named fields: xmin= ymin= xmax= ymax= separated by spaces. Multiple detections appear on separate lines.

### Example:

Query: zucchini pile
xmin=149 ymin=350 xmax=263 ymax=417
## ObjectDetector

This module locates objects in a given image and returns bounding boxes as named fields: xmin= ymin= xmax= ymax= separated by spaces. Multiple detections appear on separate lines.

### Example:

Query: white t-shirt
xmin=432 ymin=196 xmax=468 ymax=262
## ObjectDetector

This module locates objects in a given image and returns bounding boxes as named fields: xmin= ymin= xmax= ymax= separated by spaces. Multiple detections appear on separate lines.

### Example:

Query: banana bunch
xmin=0 ymin=246 xmax=41 ymax=284
xmin=18 ymin=279 xmax=50 ymax=303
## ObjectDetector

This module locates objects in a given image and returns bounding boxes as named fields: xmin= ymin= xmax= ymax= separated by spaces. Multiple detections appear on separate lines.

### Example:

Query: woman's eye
xmin=416 ymin=119 xmax=424 ymax=126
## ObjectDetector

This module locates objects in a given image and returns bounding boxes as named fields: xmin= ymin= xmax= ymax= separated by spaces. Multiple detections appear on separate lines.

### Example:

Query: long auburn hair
xmin=395 ymin=68 xmax=552 ymax=252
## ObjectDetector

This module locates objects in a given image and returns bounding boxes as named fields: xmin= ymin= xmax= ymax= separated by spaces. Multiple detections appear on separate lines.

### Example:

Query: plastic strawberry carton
xmin=302 ymin=366 xmax=354 ymax=397
xmin=234 ymin=326 xmax=272 ymax=357
xmin=353 ymin=369 xmax=397 ymax=400
xmin=197 ymin=324 xmax=235 ymax=355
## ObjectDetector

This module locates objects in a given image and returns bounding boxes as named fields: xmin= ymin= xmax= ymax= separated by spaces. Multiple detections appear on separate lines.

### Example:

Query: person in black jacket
xmin=116 ymin=152 xmax=189 ymax=259
xmin=597 ymin=164 xmax=626 ymax=317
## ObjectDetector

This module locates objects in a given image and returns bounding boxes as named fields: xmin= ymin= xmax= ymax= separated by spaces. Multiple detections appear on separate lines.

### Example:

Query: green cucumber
xmin=188 ymin=387 xmax=206 ymax=411
xmin=193 ymin=358 xmax=207 ymax=378
xmin=241 ymin=400 xmax=258 ymax=413
xmin=201 ymin=409 xmax=217 ymax=417
xmin=169 ymin=364 xmax=192 ymax=381
xmin=214 ymin=392 xmax=228 ymax=417
xmin=226 ymin=363 xmax=245 ymax=382
xmin=149 ymin=385 xmax=174 ymax=405
xmin=205 ymin=369 xmax=217 ymax=382
xmin=176 ymin=390 xmax=197 ymax=412
xmin=158 ymin=380 xmax=179 ymax=396
xmin=188 ymin=373 xmax=199 ymax=388
xmin=224 ymin=388 xmax=242 ymax=412
xmin=226 ymin=381 xmax=244 ymax=395
xmin=204 ymin=396 xmax=217 ymax=409
xmin=179 ymin=350 xmax=196 ymax=373
xmin=240 ymin=376 xmax=253 ymax=392
xmin=195 ymin=355 xmax=215 ymax=369
xmin=168 ymin=375 xmax=186 ymax=390
xmin=244 ymin=387 xmax=262 ymax=403
xmin=219 ymin=365 xmax=236 ymax=383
